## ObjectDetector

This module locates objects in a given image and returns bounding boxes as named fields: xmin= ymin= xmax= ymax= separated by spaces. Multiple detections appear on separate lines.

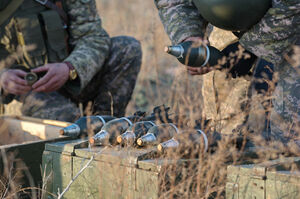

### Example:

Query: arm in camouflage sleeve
xmin=0 ymin=45 xmax=15 ymax=104
xmin=154 ymin=0 xmax=207 ymax=44
xmin=239 ymin=0 xmax=300 ymax=65
xmin=63 ymin=0 xmax=111 ymax=95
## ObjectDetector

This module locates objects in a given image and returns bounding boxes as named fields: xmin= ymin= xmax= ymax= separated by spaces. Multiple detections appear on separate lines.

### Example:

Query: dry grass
xmin=94 ymin=1 xmax=300 ymax=198
xmin=0 ymin=0 xmax=299 ymax=198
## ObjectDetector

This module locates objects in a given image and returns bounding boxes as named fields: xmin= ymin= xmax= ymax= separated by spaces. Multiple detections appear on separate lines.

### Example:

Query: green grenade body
xmin=157 ymin=129 xmax=213 ymax=153
xmin=60 ymin=115 xmax=116 ymax=138
xmin=157 ymin=129 xmax=221 ymax=158
xmin=137 ymin=123 xmax=179 ymax=147
xmin=117 ymin=121 xmax=157 ymax=145
xmin=89 ymin=115 xmax=141 ymax=145
xmin=165 ymin=41 xmax=225 ymax=67
xmin=193 ymin=0 xmax=271 ymax=31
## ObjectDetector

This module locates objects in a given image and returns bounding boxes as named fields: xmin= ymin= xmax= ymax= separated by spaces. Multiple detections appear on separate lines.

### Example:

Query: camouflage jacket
xmin=154 ymin=0 xmax=300 ymax=64
xmin=0 ymin=0 xmax=111 ymax=96
xmin=154 ymin=0 xmax=206 ymax=45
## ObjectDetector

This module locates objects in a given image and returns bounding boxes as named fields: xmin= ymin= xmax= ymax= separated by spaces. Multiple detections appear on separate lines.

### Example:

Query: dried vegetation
xmin=0 ymin=0 xmax=299 ymax=198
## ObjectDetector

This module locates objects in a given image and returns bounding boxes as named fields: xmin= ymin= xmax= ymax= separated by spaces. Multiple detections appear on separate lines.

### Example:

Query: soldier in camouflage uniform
xmin=0 ymin=0 xmax=142 ymax=122
xmin=154 ymin=0 xmax=299 ymax=142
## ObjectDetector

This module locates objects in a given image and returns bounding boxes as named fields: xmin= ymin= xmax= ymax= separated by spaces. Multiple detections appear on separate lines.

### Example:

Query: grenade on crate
xmin=60 ymin=115 xmax=116 ymax=138
xmin=116 ymin=105 xmax=173 ymax=145
xmin=117 ymin=121 xmax=157 ymax=146
xmin=157 ymin=129 xmax=221 ymax=157
xmin=165 ymin=41 xmax=225 ymax=67
xmin=89 ymin=112 xmax=145 ymax=146
xmin=157 ymin=129 xmax=208 ymax=153
xmin=137 ymin=123 xmax=179 ymax=147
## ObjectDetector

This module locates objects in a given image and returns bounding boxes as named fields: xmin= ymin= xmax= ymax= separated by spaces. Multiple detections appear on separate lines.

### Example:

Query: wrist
xmin=64 ymin=61 xmax=77 ymax=81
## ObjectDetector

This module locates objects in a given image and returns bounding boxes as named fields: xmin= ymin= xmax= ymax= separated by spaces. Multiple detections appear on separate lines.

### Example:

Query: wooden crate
xmin=0 ymin=116 xmax=72 ymax=198
xmin=42 ymin=139 xmax=201 ymax=199
xmin=226 ymin=157 xmax=300 ymax=199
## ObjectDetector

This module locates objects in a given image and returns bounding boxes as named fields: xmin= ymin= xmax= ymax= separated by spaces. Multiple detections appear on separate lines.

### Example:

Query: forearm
xmin=0 ymin=47 xmax=14 ymax=103
xmin=154 ymin=0 xmax=207 ymax=44
xmin=63 ymin=0 xmax=111 ymax=95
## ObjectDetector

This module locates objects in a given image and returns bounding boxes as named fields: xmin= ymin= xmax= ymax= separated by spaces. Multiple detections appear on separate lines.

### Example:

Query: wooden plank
xmin=0 ymin=116 xmax=70 ymax=143
xmin=0 ymin=116 xmax=72 ymax=198
xmin=14 ymin=115 xmax=71 ymax=127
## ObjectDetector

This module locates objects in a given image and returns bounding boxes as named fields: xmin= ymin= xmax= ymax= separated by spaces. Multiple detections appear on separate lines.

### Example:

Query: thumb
xmin=14 ymin=69 xmax=28 ymax=78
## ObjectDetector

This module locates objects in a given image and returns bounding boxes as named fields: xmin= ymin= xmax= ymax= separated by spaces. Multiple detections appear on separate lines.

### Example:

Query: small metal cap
xmin=25 ymin=72 xmax=38 ymax=86
xmin=137 ymin=138 xmax=143 ymax=146
xmin=164 ymin=46 xmax=170 ymax=53
xmin=59 ymin=129 xmax=65 ymax=135
xmin=89 ymin=137 xmax=95 ymax=145
xmin=157 ymin=144 xmax=163 ymax=152
xmin=116 ymin=135 xmax=123 ymax=144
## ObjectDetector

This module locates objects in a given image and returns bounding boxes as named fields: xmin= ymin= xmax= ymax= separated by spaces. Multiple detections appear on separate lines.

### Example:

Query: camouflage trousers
xmin=270 ymin=47 xmax=300 ymax=143
xmin=240 ymin=0 xmax=300 ymax=143
xmin=19 ymin=36 xmax=142 ymax=122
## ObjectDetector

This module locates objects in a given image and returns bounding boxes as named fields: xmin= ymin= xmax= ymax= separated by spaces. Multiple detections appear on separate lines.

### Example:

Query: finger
xmin=9 ymin=75 xmax=28 ymax=86
xmin=14 ymin=70 xmax=28 ymax=78
xmin=200 ymin=67 xmax=209 ymax=74
xmin=189 ymin=71 xmax=202 ymax=75
xmin=198 ymin=67 xmax=212 ymax=74
xmin=31 ymin=65 xmax=49 ymax=73
xmin=186 ymin=66 xmax=199 ymax=72
xmin=32 ymin=71 xmax=54 ymax=89
xmin=184 ymin=37 xmax=203 ymax=42
xmin=8 ymin=84 xmax=31 ymax=95
xmin=188 ymin=68 xmax=208 ymax=75
xmin=207 ymin=67 xmax=214 ymax=73
xmin=33 ymin=78 xmax=59 ymax=92
xmin=10 ymin=89 xmax=29 ymax=95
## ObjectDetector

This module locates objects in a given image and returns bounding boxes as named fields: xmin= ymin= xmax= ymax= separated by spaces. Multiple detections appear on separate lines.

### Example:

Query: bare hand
xmin=184 ymin=36 xmax=203 ymax=43
xmin=0 ymin=69 xmax=31 ymax=95
xmin=184 ymin=37 xmax=214 ymax=75
xmin=187 ymin=66 xmax=214 ymax=75
xmin=31 ymin=63 xmax=69 ymax=92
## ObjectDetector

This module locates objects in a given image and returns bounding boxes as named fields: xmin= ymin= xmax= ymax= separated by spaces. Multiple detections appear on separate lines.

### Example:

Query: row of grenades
xmin=60 ymin=106 xmax=220 ymax=153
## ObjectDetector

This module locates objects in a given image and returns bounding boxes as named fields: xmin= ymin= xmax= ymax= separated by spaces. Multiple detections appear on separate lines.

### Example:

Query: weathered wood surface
xmin=42 ymin=139 xmax=199 ymax=199
xmin=0 ymin=116 xmax=71 ymax=197
xmin=226 ymin=157 xmax=300 ymax=199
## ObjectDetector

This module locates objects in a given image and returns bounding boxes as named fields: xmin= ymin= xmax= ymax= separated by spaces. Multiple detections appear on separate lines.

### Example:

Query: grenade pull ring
xmin=200 ymin=44 xmax=210 ymax=67
xmin=25 ymin=72 xmax=38 ymax=86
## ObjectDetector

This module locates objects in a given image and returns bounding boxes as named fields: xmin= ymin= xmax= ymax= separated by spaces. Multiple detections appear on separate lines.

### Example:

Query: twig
xmin=57 ymin=156 xmax=94 ymax=199
xmin=1 ymin=165 xmax=13 ymax=199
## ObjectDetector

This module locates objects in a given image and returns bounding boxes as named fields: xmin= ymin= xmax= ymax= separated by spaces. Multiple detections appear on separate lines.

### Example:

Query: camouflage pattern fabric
xmin=239 ymin=0 xmax=300 ymax=141
xmin=154 ymin=0 xmax=207 ymax=44
xmin=21 ymin=36 xmax=142 ymax=122
xmin=63 ymin=0 xmax=111 ymax=95
xmin=154 ymin=0 xmax=300 ymax=140
xmin=0 ymin=0 xmax=111 ymax=95
xmin=269 ymin=45 xmax=300 ymax=142
xmin=0 ymin=0 xmax=142 ymax=122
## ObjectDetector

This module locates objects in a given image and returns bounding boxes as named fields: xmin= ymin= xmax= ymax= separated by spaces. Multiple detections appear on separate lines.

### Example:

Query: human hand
xmin=0 ymin=69 xmax=31 ymax=95
xmin=31 ymin=63 xmax=69 ymax=92
xmin=184 ymin=37 xmax=214 ymax=76
xmin=187 ymin=66 xmax=214 ymax=75
xmin=184 ymin=36 xmax=203 ymax=43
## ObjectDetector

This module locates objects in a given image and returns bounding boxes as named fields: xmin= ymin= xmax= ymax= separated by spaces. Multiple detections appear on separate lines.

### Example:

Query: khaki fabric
xmin=202 ymin=28 xmax=266 ymax=135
